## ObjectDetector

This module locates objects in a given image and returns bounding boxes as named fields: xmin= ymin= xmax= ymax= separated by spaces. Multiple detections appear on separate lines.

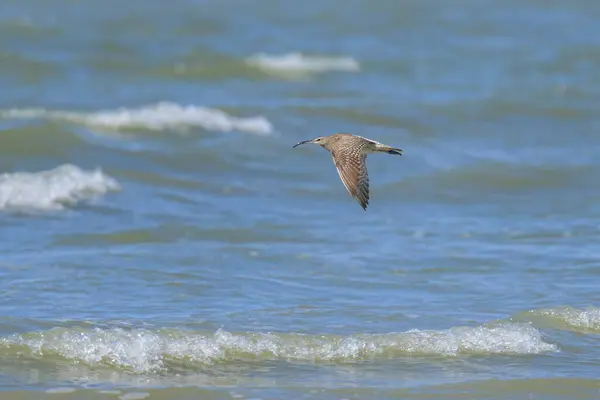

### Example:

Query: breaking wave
xmin=518 ymin=306 xmax=600 ymax=333
xmin=0 ymin=164 xmax=119 ymax=211
xmin=0 ymin=102 xmax=273 ymax=135
xmin=245 ymin=52 xmax=360 ymax=77
xmin=0 ymin=323 xmax=556 ymax=373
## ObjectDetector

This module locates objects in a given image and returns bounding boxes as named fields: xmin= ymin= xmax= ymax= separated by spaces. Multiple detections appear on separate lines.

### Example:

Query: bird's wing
xmin=331 ymin=148 xmax=370 ymax=210
xmin=354 ymin=134 xmax=378 ymax=145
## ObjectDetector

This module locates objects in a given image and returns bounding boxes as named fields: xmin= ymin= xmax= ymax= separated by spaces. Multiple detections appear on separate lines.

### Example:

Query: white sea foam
xmin=245 ymin=52 xmax=360 ymax=77
xmin=0 ymin=164 xmax=120 ymax=211
xmin=0 ymin=323 xmax=556 ymax=373
xmin=1 ymin=102 xmax=273 ymax=135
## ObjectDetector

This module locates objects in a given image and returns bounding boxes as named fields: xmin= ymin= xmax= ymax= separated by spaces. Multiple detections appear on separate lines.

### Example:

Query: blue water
xmin=1 ymin=1 xmax=600 ymax=399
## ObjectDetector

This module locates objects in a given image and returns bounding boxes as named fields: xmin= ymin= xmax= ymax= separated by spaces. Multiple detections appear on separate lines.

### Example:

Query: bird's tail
xmin=375 ymin=144 xmax=403 ymax=155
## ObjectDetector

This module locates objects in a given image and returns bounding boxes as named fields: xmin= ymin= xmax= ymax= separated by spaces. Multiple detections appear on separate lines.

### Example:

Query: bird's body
xmin=293 ymin=133 xmax=403 ymax=210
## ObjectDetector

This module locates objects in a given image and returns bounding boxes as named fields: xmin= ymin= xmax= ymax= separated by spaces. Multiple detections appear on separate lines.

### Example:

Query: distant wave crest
xmin=1 ymin=102 xmax=273 ymax=135
xmin=0 ymin=164 xmax=119 ymax=211
xmin=245 ymin=52 xmax=360 ymax=77
xmin=0 ymin=323 xmax=556 ymax=373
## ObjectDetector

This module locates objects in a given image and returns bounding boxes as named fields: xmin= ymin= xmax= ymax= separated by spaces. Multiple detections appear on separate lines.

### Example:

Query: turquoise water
xmin=1 ymin=1 xmax=600 ymax=399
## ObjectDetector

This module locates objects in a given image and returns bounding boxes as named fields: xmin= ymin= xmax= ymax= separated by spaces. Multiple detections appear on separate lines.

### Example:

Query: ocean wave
xmin=0 ymin=164 xmax=119 ymax=211
xmin=518 ymin=307 xmax=600 ymax=333
xmin=0 ymin=102 xmax=273 ymax=135
xmin=0 ymin=323 xmax=556 ymax=373
xmin=245 ymin=52 xmax=360 ymax=77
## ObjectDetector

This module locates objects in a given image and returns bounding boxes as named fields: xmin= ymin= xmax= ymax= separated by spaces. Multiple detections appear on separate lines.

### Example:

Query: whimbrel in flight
xmin=293 ymin=133 xmax=403 ymax=210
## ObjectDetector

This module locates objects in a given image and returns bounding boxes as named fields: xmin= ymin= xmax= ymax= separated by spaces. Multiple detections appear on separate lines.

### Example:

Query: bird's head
xmin=293 ymin=136 xmax=329 ymax=149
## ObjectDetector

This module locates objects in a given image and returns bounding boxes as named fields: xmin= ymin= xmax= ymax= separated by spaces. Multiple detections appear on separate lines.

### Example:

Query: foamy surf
xmin=0 ymin=164 xmax=119 ymax=211
xmin=245 ymin=52 xmax=360 ymax=77
xmin=1 ymin=102 xmax=273 ymax=135
xmin=0 ymin=323 xmax=556 ymax=373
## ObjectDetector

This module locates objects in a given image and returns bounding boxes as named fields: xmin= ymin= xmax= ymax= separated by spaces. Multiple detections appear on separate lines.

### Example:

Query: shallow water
xmin=1 ymin=0 xmax=600 ymax=399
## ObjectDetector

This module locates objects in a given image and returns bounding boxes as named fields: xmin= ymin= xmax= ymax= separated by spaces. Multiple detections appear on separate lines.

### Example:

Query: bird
xmin=293 ymin=133 xmax=403 ymax=210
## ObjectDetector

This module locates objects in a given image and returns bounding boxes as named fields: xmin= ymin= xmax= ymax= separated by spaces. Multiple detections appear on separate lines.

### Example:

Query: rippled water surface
xmin=1 ymin=0 xmax=600 ymax=399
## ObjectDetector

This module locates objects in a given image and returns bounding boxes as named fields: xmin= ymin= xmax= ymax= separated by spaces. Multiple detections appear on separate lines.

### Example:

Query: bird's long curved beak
xmin=293 ymin=140 xmax=312 ymax=148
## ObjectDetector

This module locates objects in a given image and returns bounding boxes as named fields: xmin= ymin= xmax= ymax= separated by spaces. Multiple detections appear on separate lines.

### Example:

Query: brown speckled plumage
xmin=293 ymin=133 xmax=403 ymax=210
